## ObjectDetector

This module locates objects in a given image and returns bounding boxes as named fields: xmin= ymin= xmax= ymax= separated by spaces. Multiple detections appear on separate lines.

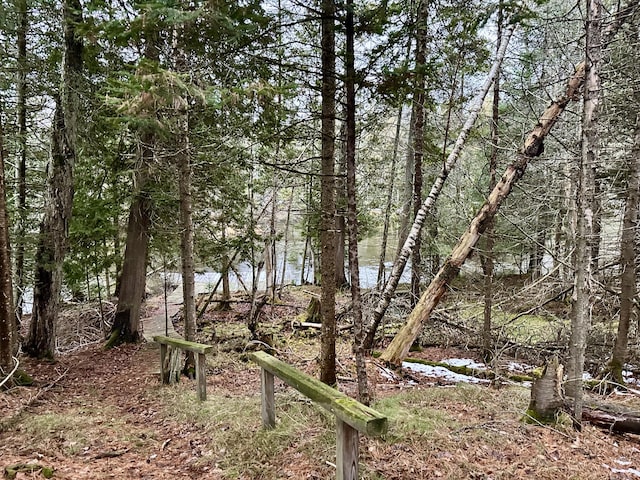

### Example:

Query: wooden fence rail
xmin=153 ymin=335 xmax=213 ymax=401
xmin=250 ymin=351 xmax=388 ymax=480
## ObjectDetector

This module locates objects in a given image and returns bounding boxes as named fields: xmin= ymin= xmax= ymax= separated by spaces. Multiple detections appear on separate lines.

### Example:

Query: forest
xmin=1 ymin=0 xmax=640 ymax=478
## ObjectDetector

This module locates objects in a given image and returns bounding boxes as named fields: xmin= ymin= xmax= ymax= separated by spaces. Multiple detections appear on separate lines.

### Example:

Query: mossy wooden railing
xmin=153 ymin=336 xmax=213 ymax=401
xmin=250 ymin=351 xmax=388 ymax=480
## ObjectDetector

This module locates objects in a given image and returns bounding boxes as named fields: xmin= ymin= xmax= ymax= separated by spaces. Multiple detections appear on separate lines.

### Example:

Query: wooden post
xmin=196 ymin=352 xmax=207 ymax=401
xmin=261 ymin=368 xmax=276 ymax=428
xmin=336 ymin=418 xmax=359 ymax=480
xmin=160 ymin=343 xmax=168 ymax=384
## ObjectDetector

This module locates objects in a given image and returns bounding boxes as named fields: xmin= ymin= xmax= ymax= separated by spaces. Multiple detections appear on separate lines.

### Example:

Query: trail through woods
xmin=2 ymin=330 xmax=640 ymax=479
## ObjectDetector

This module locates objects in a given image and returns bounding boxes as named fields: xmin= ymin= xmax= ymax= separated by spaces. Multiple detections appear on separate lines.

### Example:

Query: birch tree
xmin=363 ymin=23 xmax=515 ymax=349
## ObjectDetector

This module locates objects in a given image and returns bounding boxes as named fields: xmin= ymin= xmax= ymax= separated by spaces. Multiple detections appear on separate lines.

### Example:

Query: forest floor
xmin=2 ymin=284 xmax=640 ymax=479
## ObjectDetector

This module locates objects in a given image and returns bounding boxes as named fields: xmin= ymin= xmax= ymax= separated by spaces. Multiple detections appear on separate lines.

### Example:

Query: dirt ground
xmin=3 ymin=291 xmax=640 ymax=479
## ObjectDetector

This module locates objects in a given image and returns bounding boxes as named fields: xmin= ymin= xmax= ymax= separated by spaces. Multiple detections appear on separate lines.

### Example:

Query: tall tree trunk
xmin=108 ymin=155 xmax=152 ymax=346
xmin=319 ymin=0 xmax=337 ymax=386
xmin=0 ymin=109 xmax=16 ymax=378
xmin=173 ymin=21 xmax=196 ymax=349
xmin=376 ymin=106 xmax=402 ymax=289
xmin=608 ymin=110 xmax=640 ymax=384
xmin=395 ymin=21 xmax=416 ymax=256
xmin=14 ymin=0 xmax=28 ymax=325
xmin=410 ymin=0 xmax=428 ymax=307
xmin=177 ymin=111 xmax=195 ymax=344
xmin=566 ymin=0 xmax=602 ymax=430
xmin=379 ymin=57 xmax=586 ymax=366
xmin=363 ymin=25 xmax=515 ymax=349
xmin=108 ymin=24 xmax=158 ymax=347
xmin=25 ymin=0 xmax=83 ymax=358
xmin=481 ymin=14 xmax=502 ymax=360
xmin=345 ymin=0 xmax=369 ymax=405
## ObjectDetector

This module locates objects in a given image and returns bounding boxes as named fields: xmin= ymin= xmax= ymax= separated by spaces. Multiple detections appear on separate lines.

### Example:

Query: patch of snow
xmin=506 ymin=361 xmax=533 ymax=373
xmin=402 ymin=361 xmax=490 ymax=384
xmin=441 ymin=358 xmax=486 ymax=370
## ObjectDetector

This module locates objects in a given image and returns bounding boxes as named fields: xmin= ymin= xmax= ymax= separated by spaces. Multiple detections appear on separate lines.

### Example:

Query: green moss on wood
xmin=153 ymin=335 xmax=213 ymax=355
xmin=250 ymin=351 xmax=388 ymax=437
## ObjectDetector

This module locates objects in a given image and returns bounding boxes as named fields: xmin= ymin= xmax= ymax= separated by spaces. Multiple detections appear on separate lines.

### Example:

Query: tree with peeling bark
xmin=380 ymin=52 xmax=585 ymax=366
xmin=25 ymin=0 xmax=83 ymax=359
xmin=379 ymin=0 xmax=637 ymax=368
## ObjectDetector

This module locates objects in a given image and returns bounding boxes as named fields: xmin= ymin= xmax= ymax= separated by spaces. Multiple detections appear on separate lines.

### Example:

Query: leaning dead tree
xmin=380 ymin=62 xmax=586 ymax=365
xmin=379 ymin=0 xmax=638 ymax=367
xmin=362 ymin=23 xmax=515 ymax=349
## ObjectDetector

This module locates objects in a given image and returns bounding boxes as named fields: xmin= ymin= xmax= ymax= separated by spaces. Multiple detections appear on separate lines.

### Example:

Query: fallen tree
xmin=379 ymin=57 xmax=584 ymax=365
xmin=362 ymin=23 xmax=515 ymax=349
xmin=379 ymin=0 xmax=638 ymax=367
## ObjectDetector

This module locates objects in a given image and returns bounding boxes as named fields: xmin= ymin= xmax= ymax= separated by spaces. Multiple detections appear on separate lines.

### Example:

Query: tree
xmin=480 ymin=8 xmax=503 ymax=360
xmin=319 ymin=0 xmax=337 ymax=386
xmin=0 ymin=108 xmax=16 ymax=380
xmin=14 ymin=0 xmax=28 ymax=324
xmin=107 ymin=39 xmax=157 ymax=346
xmin=25 ymin=0 xmax=83 ymax=358
xmin=608 ymin=111 xmax=640 ymax=384
xmin=363 ymin=23 xmax=515 ymax=349
xmin=410 ymin=0 xmax=428 ymax=306
xmin=344 ymin=0 xmax=369 ymax=404
xmin=380 ymin=40 xmax=583 ymax=366
xmin=565 ymin=0 xmax=603 ymax=429
xmin=606 ymin=10 xmax=640 ymax=385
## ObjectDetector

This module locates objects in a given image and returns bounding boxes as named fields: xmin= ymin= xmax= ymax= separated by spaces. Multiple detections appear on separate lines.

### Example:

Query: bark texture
xmin=14 ymin=0 xmax=28 ymax=323
xmin=566 ymin=0 xmax=602 ymax=429
xmin=345 ymin=0 xmax=369 ymax=404
xmin=319 ymin=0 xmax=337 ymax=385
xmin=25 ymin=0 xmax=83 ymax=358
xmin=608 ymin=102 xmax=640 ymax=382
xmin=108 ymin=24 xmax=159 ymax=347
xmin=410 ymin=0 xmax=428 ymax=306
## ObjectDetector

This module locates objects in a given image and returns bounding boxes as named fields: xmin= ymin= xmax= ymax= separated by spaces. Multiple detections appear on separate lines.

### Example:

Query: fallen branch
xmin=0 ymin=356 xmax=19 ymax=389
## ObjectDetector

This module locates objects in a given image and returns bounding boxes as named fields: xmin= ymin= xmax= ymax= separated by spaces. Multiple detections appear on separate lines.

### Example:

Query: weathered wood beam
xmin=250 ymin=351 xmax=387 ymax=437
xmin=154 ymin=335 xmax=213 ymax=401
xmin=153 ymin=335 xmax=213 ymax=355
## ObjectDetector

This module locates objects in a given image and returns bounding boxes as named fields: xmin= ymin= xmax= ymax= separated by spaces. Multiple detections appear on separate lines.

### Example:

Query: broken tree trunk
xmin=363 ymin=24 xmax=515 ymax=349
xmin=379 ymin=61 xmax=586 ymax=366
xmin=525 ymin=357 xmax=564 ymax=423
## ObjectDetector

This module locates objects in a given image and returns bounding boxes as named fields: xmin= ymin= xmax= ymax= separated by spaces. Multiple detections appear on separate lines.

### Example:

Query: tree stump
xmin=296 ymin=297 xmax=321 ymax=324
xmin=526 ymin=356 xmax=564 ymax=423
